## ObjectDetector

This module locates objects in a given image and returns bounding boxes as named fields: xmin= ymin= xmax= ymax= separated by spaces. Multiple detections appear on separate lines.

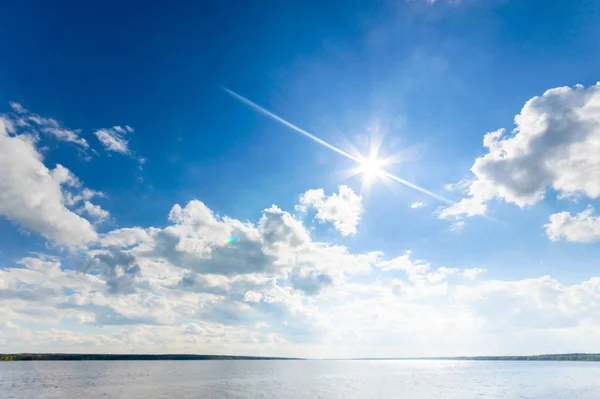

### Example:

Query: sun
xmin=340 ymin=129 xmax=404 ymax=194
xmin=357 ymin=156 xmax=384 ymax=184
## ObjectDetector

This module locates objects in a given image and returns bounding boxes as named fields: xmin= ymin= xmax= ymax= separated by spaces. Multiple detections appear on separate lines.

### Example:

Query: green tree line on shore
xmin=0 ymin=353 xmax=298 ymax=361
xmin=445 ymin=354 xmax=600 ymax=361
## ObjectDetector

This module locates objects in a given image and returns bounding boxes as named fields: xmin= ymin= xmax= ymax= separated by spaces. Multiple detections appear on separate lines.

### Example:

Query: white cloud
xmin=3 ymin=231 xmax=600 ymax=356
xmin=0 ymin=255 xmax=104 ymax=318
xmin=8 ymin=102 xmax=88 ymax=149
xmin=377 ymin=251 xmax=465 ymax=285
xmin=94 ymin=126 xmax=133 ymax=155
xmin=454 ymin=275 xmax=600 ymax=332
xmin=0 ymin=117 xmax=97 ymax=246
xmin=9 ymin=102 xmax=26 ymax=114
xmin=441 ymin=83 xmax=600 ymax=220
xmin=545 ymin=206 xmax=600 ymax=243
xmin=463 ymin=268 xmax=486 ymax=279
xmin=99 ymin=227 xmax=149 ymax=247
xmin=426 ymin=267 xmax=460 ymax=283
xmin=378 ymin=250 xmax=428 ymax=272
xmin=289 ymin=267 xmax=333 ymax=295
xmin=91 ymin=199 xmax=372 ymax=286
xmin=127 ymin=200 xmax=279 ymax=276
xmin=77 ymin=201 xmax=109 ymax=223
xmin=42 ymin=127 xmax=88 ymax=149
xmin=450 ymin=221 xmax=465 ymax=232
xmin=243 ymin=291 xmax=263 ymax=303
xmin=259 ymin=205 xmax=310 ymax=252
xmin=297 ymin=185 xmax=363 ymax=236
xmin=51 ymin=164 xmax=80 ymax=187
xmin=65 ymin=188 xmax=104 ymax=207
xmin=3 ymin=142 xmax=600 ymax=358
xmin=410 ymin=201 xmax=425 ymax=209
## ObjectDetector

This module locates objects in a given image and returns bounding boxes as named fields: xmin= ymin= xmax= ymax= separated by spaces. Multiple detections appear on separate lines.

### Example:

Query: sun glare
xmin=343 ymin=139 xmax=400 ymax=194
xmin=358 ymin=156 xmax=384 ymax=183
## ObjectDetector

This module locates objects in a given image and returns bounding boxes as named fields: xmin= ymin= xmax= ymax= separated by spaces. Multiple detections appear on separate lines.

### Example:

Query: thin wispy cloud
xmin=411 ymin=201 xmax=426 ymax=209
xmin=9 ymin=102 xmax=89 ymax=149
xmin=94 ymin=125 xmax=145 ymax=173
xmin=94 ymin=126 xmax=133 ymax=155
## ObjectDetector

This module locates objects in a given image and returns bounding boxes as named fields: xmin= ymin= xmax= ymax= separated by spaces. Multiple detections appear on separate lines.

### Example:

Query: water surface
xmin=1 ymin=360 xmax=599 ymax=398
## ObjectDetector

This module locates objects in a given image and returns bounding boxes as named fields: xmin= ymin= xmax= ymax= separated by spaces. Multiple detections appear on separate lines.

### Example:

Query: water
xmin=1 ymin=360 xmax=599 ymax=398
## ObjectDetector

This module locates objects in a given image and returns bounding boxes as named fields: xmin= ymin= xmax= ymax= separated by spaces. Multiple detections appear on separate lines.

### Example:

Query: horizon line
xmin=3 ymin=352 xmax=599 ymax=361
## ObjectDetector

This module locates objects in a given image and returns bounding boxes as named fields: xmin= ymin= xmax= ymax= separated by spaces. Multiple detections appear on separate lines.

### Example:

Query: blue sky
xmin=2 ymin=0 xmax=600 ymax=357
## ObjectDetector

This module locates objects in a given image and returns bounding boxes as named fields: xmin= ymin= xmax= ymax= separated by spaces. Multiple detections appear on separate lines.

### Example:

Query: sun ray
xmin=222 ymin=87 xmax=455 ymax=205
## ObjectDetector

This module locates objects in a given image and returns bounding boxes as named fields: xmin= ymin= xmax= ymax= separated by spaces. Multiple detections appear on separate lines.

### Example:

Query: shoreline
xmin=2 ymin=353 xmax=600 ymax=361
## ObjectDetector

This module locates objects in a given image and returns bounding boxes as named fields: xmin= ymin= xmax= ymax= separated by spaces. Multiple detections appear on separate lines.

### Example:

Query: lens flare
xmin=223 ymin=236 xmax=238 ymax=245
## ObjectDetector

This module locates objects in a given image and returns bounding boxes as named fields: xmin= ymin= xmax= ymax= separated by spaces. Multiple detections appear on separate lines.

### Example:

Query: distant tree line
xmin=357 ymin=354 xmax=600 ymax=362
xmin=449 ymin=354 xmax=600 ymax=361
xmin=0 ymin=353 xmax=299 ymax=361
xmin=2 ymin=353 xmax=600 ymax=361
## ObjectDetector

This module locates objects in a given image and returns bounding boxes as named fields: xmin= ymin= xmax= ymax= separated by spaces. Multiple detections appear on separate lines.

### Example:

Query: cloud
xmin=377 ymin=251 xmax=464 ymax=285
xmin=65 ymin=188 xmax=104 ymax=207
xmin=104 ymin=199 xmax=371 ymax=283
xmin=4 ymin=148 xmax=600 ymax=357
xmin=289 ymin=268 xmax=333 ymax=295
xmin=441 ymin=83 xmax=600 ymax=220
xmin=259 ymin=205 xmax=310 ymax=251
xmin=42 ymin=127 xmax=88 ymax=149
xmin=77 ymin=247 xmax=141 ymax=294
xmin=463 ymin=268 xmax=486 ymax=279
xmin=297 ymin=185 xmax=363 ymax=236
xmin=94 ymin=126 xmax=133 ymax=155
xmin=243 ymin=291 xmax=263 ymax=303
xmin=131 ymin=200 xmax=371 ymax=283
xmin=545 ymin=206 xmax=600 ymax=243
xmin=454 ymin=276 xmax=600 ymax=332
xmin=450 ymin=221 xmax=465 ymax=232
xmin=99 ymin=227 xmax=149 ymax=247
xmin=9 ymin=102 xmax=26 ymax=114
xmin=0 ymin=255 xmax=104 ymax=316
xmin=127 ymin=200 xmax=279 ymax=276
xmin=377 ymin=250 xmax=429 ymax=273
xmin=77 ymin=201 xmax=109 ymax=223
xmin=411 ymin=201 xmax=425 ymax=209
xmin=4 ymin=242 xmax=600 ymax=356
xmin=9 ymin=102 xmax=88 ymax=149
xmin=0 ymin=117 xmax=97 ymax=246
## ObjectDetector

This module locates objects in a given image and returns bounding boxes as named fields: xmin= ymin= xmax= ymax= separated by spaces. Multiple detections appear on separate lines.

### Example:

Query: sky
xmin=1 ymin=0 xmax=600 ymax=358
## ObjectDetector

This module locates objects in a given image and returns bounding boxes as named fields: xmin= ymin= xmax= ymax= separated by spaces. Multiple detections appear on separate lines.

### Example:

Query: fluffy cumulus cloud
xmin=4 ymin=91 xmax=600 ymax=356
xmin=3 ymin=194 xmax=600 ymax=356
xmin=77 ymin=201 xmax=110 ymax=223
xmin=454 ymin=276 xmax=600 ymax=332
xmin=0 ymin=189 xmax=518 ymax=356
xmin=289 ymin=268 xmax=333 ymax=295
xmin=545 ymin=206 xmax=600 ymax=243
xmin=0 ymin=102 xmax=136 ymax=246
xmin=0 ymin=116 xmax=97 ymax=246
xmin=297 ymin=185 xmax=363 ymax=236
xmin=441 ymin=83 xmax=600 ymax=221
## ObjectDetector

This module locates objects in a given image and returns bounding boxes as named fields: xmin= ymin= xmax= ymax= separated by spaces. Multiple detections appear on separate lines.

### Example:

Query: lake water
xmin=1 ymin=360 xmax=599 ymax=398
